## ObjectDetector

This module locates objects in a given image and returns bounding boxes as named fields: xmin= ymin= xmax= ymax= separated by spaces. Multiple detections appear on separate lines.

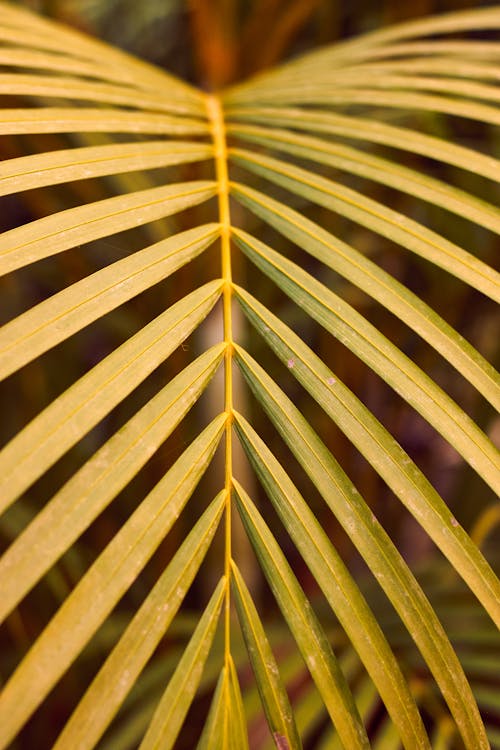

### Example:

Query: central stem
xmin=206 ymin=93 xmax=233 ymax=662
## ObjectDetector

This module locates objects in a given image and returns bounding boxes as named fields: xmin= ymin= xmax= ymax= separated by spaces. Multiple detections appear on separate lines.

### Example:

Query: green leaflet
xmin=0 ymin=141 xmax=214 ymax=196
xmin=230 ymin=155 xmax=500 ymax=301
xmin=233 ymin=480 xmax=377 ymax=750
xmin=0 ymin=107 xmax=209 ymax=136
xmin=230 ymin=203 xmax=499 ymax=410
xmin=52 ymin=494 xmax=225 ymax=750
xmin=235 ymin=423 xmax=438 ymax=749
xmin=0 ymin=416 xmax=226 ymax=750
xmin=0 ymin=280 xmax=223 ymax=513
xmin=0 ymin=180 xmax=216 ymax=276
xmin=233 ymin=392 xmax=488 ymax=749
xmin=0 ymin=344 xmax=225 ymax=623
xmin=0 ymin=2 xmax=203 ymax=109
xmin=224 ymin=107 xmax=500 ymax=182
xmin=227 ymin=123 xmax=500 ymax=234
xmin=231 ymin=561 xmax=302 ymax=749
xmin=225 ymin=90 xmax=500 ymax=125
xmin=0 ymin=224 xmax=221 ymax=381
xmin=197 ymin=670 xmax=226 ymax=750
xmin=234 ymin=286 xmax=500 ymax=630
xmin=139 ymin=578 xmax=225 ymax=750
xmin=231 ymin=229 xmax=499 ymax=494
xmin=223 ymin=9 xmax=500 ymax=98
xmin=227 ymin=656 xmax=250 ymax=750
xmin=0 ymin=72 xmax=205 ymax=114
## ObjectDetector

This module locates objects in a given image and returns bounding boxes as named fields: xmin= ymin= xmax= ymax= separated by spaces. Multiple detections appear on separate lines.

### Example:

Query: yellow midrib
xmin=206 ymin=92 xmax=234 ymax=665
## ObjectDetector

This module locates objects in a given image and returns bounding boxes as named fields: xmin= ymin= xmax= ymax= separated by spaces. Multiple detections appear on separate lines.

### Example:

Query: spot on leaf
xmin=273 ymin=733 xmax=290 ymax=750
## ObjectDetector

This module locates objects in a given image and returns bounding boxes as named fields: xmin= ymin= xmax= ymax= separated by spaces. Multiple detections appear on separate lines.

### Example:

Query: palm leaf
xmin=0 ymin=3 xmax=498 ymax=749
xmin=231 ymin=561 xmax=302 ymax=750
xmin=52 ymin=495 xmax=225 ymax=750
xmin=139 ymin=578 xmax=225 ymax=750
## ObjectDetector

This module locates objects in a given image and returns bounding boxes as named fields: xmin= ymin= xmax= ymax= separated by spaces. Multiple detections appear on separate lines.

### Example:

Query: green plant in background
xmin=0 ymin=2 xmax=499 ymax=748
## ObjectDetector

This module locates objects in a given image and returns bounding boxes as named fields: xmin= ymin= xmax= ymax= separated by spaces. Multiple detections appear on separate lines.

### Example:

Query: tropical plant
xmin=0 ymin=2 xmax=499 ymax=748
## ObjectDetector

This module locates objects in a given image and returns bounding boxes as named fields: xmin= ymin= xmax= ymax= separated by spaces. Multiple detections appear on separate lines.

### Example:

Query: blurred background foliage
xmin=0 ymin=1 xmax=499 ymax=748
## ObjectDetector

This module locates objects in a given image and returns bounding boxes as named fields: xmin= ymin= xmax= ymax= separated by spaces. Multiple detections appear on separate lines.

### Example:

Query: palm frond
xmin=0 ymin=3 xmax=498 ymax=749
